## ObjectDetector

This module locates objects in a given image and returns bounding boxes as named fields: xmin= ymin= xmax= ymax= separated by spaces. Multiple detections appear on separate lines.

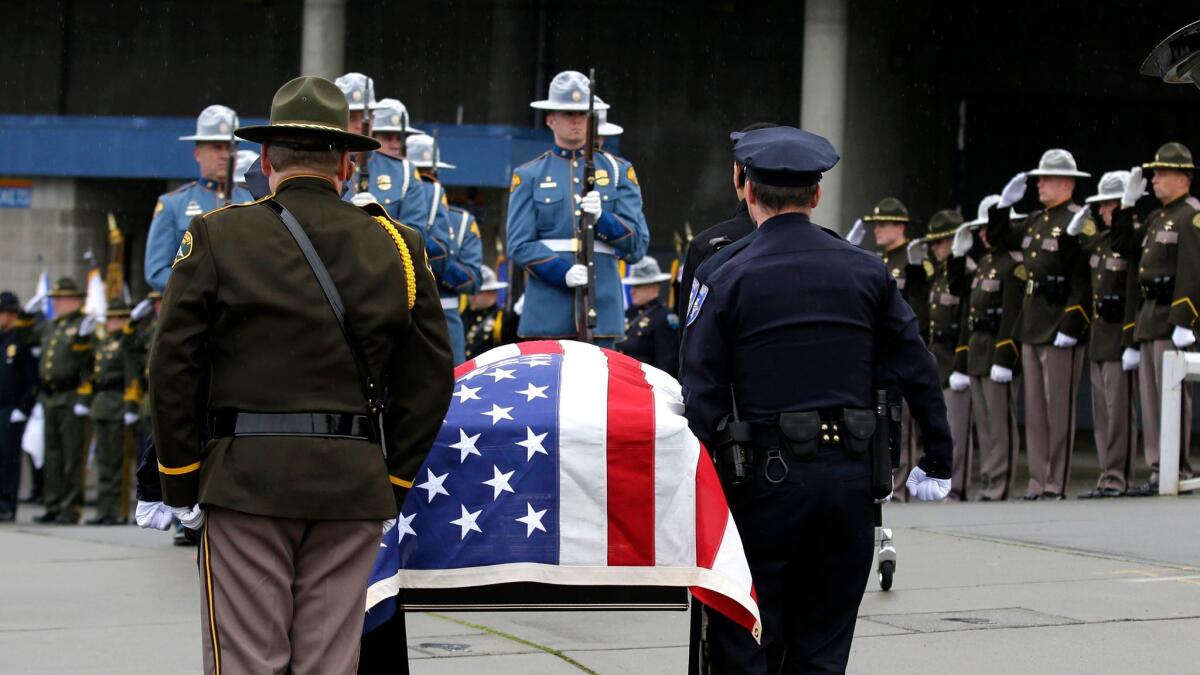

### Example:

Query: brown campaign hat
xmin=48 ymin=277 xmax=84 ymax=298
xmin=1141 ymin=20 xmax=1200 ymax=89
xmin=1142 ymin=142 xmax=1196 ymax=171
xmin=862 ymin=197 xmax=913 ymax=223
xmin=236 ymin=76 xmax=380 ymax=152
xmin=923 ymin=209 xmax=964 ymax=242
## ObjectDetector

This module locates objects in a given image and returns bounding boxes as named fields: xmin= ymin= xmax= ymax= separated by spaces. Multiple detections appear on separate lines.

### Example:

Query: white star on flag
xmin=395 ymin=512 xmax=417 ymax=543
xmin=515 ymin=427 xmax=549 ymax=461
xmin=515 ymin=382 xmax=549 ymax=402
xmin=482 ymin=465 xmax=516 ymax=500
xmin=487 ymin=366 xmax=516 ymax=382
xmin=450 ymin=504 xmax=483 ymax=540
xmin=452 ymin=384 xmax=482 ymax=403
xmin=449 ymin=428 xmax=482 ymax=463
xmin=481 ymin=403 xmax=514 ymax=425
xmin=417 ymin=468 xmax=450 ymax=503
xmin=515 ymin=502 xmax=548 ymax=537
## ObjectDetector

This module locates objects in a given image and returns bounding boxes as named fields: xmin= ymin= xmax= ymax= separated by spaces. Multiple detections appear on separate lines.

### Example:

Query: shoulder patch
xmin=1013 ymin=263 xmax=1028 ymax=281
xmin=1082 ymin=218 xmax=1097 ymax=237
xmin=510 ymin=173 xmax=521 ymax=193
xmin=153 ymin=200 xmax=165 ymax=216
xmin=1192 ymin=213 xmax=1200 ymax=229
xmin=922 ymin=259 xmax=935 ymax=277
xmin=626 ymin=165 xmax=639 ymax=186
xmin=171 ymin=230 xmax=194 ymax=267
xmin=685 ymin=281 xmax=709 ymax=326
xmin=470 ymin=221 xmax=480 ymax=237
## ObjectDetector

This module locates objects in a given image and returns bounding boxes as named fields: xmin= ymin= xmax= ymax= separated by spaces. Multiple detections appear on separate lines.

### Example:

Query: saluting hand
xmin=1122 ymin=167 xmax=1146 ymax=209
xmin=951 ymin=224 xmax=973 ymax=258
xmin=997 ymin=172 xmax=1027 ymax=208
xmin=906 ymin=240 xmax=928 ymax=266
xmin=847 ymin=218 xmax=865 ymax=247
xmin=1066 ymin=205 xmax=1091 ymax=237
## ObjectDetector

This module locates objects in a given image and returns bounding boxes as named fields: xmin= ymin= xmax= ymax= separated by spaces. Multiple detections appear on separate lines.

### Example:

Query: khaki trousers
xmin=1089 ymin=361 xmax=1136 ymax=492
xmin=945 ymin=387 xmax=974 ymax=501
xmin=969 ymin=376 xmax=1019 ymax=500
xmin=199 ymin=507 xmax=381 ymax=675
xmin=1138 ymin=339 xmax=1193 ymax=481
xmin=892 ymin=402 xmax=920 ymax=502
xmin=1022 ymin=344 xmax=1085 ymax=496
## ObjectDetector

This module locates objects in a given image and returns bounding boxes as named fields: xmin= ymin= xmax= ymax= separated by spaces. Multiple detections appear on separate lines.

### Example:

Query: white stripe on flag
xmin=711 ymin=513 xmax=754 ymax=595
xmin=653 ymin=396 xmax=698 ymax=568
xmin=467 ymin=343 xmax=522 ymax=373
xmin=557 ymin=341 xmax=609 ymax=565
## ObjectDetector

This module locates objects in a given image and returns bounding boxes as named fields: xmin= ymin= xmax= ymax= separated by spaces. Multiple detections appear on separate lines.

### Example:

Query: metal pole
xmin=800 ymin=0 xmax=848 ymax=232
xmin=301 ymin=0 xmax=346 ymax=80
xmin=1158 ymin=350 xmax=1184 ymax=495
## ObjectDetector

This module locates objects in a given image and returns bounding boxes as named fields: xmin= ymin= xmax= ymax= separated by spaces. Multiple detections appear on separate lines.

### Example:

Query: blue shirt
xmin=145 ymin=179 xmax=253 ymax=291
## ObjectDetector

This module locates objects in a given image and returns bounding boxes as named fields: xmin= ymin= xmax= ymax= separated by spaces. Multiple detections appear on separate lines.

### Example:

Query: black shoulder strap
xmin=263 ymin=199 xmax=381 ymax=418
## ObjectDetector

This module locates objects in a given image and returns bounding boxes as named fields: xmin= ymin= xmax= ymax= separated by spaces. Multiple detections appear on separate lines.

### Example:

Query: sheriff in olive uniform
xmin=463 ymin=266 xmax=519 ymax=360
xmin=35 ymin=279 xmax=94 ymax=524
xmin=83 ymin=302 xmax=138 ymax=525
xmin=146 ymin=76 xmax=453 ymax=675
xmin=617 ymin=256 xmax=679 ymax=377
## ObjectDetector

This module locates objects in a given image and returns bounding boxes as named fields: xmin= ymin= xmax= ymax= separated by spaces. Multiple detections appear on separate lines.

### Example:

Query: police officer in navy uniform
xmin=679 ymin=127 xmax=952 ymax=673
xmin=0 ymin=291 xmax=37 ymax=522
xmin=618 ymin=256 xmax=679 ymax=376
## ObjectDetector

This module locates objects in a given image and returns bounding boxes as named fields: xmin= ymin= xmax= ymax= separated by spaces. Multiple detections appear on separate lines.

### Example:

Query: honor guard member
xmin=35 ymin=279 xmax=94 ymax=524
xmin=0 ymin=291 xmax=37 ymax=522
xmin=463 ymin=265 xmax=519 ymax=360
xmin=988 ymin=149 xmax=1093 ymax=500
xmin=125 ymin=292 xmax=158 ymax=444
xmin=409 ymin=132 xmax=482 ymax=363
xmin=617 ymin=256 xmax=679 ymax=376
xmin=592 ymin=97 xmax=653 ymax=269
xmin=81 ymin=302 xmax=136 ymax=525
xmin=365 ymin=97 xmax=428 ymax=225
xmin=142 ymin=76 xmax=453 ymax=674
xmin=506 ymin=70 xmax=649 ymax=346
xmin=916 ymin=210 xmax=975 ymax=500
xmin=960 ymin=195 xmax=1026 ymax=501
xmin=680 ymin=127 xmax=952 ymax=673
xmin=145 ymin=105 xmax=251 ymax=291
xmin=1112 ymin=144 xmax=1200 ymax=495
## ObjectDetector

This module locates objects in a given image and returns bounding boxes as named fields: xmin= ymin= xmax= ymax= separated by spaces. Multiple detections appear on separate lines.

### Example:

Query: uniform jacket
xmin=925 ymin=255 xmax=972 ymax=386
xmin=37 ymin=310 xmax=93 ymax=408
xmin=960 ymin=248 xmax=1026 ymax=376
xmin=0 ymin=327 xmax=37 ymax=414
xmin=1110 ymin=195 xmax=1200 ymax=342
xmin=618 ymin=298 xmax=679 ymax=377
xmin=677 ymin=202 xmax=756 ymax=317
xmin=506 ymin=145 xmax=649 ymax=338
xmin=83 ymin=330 xmax=134 ymax=421
xmin=1084 ymin=229 xmax=1136 ymax=362
xmin=151 ymin=175 xmax=454 ymax=520
xmin=881 ymin=243 xmax=932 ymax=340
xmin=442 ymin=204 xmax=484 ymax=297
xmin=145 ymin=179 xmax=253 ymax=291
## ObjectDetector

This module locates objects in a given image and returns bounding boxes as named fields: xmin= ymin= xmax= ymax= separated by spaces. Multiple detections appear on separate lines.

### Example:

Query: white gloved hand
xmin=564 ymin=264 xmax=589 ymax=288
xmin=1172 ymin=326 xmax=1196 ymax=349
xmin=123 ymin=412 xmax=140 ymax=427
xmin=351 ymin=191 xmax=378 ymax=207
xmin=847 ymin=218 xmax=865 ymax=246
xmin=382 ymin=518 xmax=396 ymax=536
xmin=578 ymin=190 xmax=603 ymax=218
xmin=906 ymin=240 xmax=928 ymax=266
xmin=9 ymin=408 xmax=27 ymax=424
xmin=990 ymin=365 xmax=1013 ymax=383
xmin=513 ymin=294 xmax=525 ymax=316
xmin=1122 ymin=167 xmax=1146 ymax=209
xmin=1121 ymin=347 xmax=1141 ymax=371
xmin=135 ymin=501 xmax=175 ymax=531
xmin=171 ymin=504 xmax=205 ymax=531
xmin=1053 ymin=332 xmax=1079 ymax=348
xmin=949 ymin=372 xmax=971 ymax=391
xmin=951 ymin=223 xmax=973 ymax=258
xmin=1066 ymin=205 xmax=1090 ymax=236
xmin=906 ymin=466 xmax=951 ymax=501
xmin=997 ymin=172 xmax=1028 ymax=208
xmin=72 ymin=403 xmax=90 ymax=417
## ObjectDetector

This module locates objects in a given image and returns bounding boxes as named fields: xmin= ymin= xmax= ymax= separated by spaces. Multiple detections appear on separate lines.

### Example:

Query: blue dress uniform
xmin=444 ymin=206 xmax=484 ymax=363
xmin=0 ymin=292 xmax=37 ymax=520
xmin=680 ymin=127 xmax=952 ymax=673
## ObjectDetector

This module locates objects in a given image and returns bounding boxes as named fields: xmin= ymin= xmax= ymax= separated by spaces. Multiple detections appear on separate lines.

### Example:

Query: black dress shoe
xmin=33 ymin=511 xmax=60 ymax=524
xmin=1039 ymin=492 xmax=1064 ymax=501
xmin=979 ymin=495 xmax=993 ymax=502
xmin=85 ymin=515 xmax=113 ymax=526
xmin=1127 ymin=481 xmax=1159 ymax=497
xmin=1020 ymin=492 xmax=1041 ymax=501
xmin=54 ymin=512 xmax=79 ymax=525
xmin=1078 ymin=489 xmax=1104 ymax=499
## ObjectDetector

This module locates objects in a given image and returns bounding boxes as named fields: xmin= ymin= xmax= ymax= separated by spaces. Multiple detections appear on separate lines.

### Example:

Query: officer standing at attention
xmin=363 ymin=96 xmax=426 ymax=222
xmin=506 ymin=70 xmax=649 ymax=347
xmin=142 ymin=76 xmax=453 ymax=673
xmin=35 ymin=279 xmax=94 ymax=525
xmin=618 ymin=256 xmax=679 ymax=376
xmin=592 ymin=97 xmax=653 ymax=267
xmin=988 ymin=149 xmax=1092 ymax=500
xmin=462 ymin=265 xmax=519 ymax=360
xmin=81 ymin=302 xmax=136 ymax=525
xmin=0 ymin=291 xmax=37 ymax=522
xmin=680 ymin=127 xmax=952 ymax=673
xmin=144 ymin=105 xmax=252 ymax=291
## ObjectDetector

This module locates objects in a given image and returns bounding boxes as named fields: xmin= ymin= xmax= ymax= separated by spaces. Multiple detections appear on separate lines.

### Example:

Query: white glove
xmin=382 ymin=518 xmax=396 ymax=536
xmin=578 ymin=190 xmax=603 ymax=218
xmin=1053 ymin=332 xmax=1079 ymax=348
xmin=564 ymin=264 xmax=589 ymax=288
xmin=906 ymin=240 xmax=928 ymax=266
xmin=135 ymin=501 xmax=175 ymax=531
xmin=72 ymin=403 xmax=90 ymax=417
xmin=906 ymin=466 xmax=951 ymax=501
xmin=847 ymin=218 xmax=865 ymax=246
xmin=513 ymin=294 xmax=525 ymax=316
xmin=123 ymin=412 xmax=140 ymax=426
xmin=10 ymin=408 xmax=27 ymax=423
xmin=990 ymin=365 xmax=1013 ymax=383
xmin=171 ymin=504 xmax=205 ymax=531
xmin=131 ymin=298 xmax=154 ymax=320
xmin=951 ymin=223 xmax=973 ymax=258
xmin=351 ymin=191 xmax=378 ymax=207
xmin=1172 ymin=326 xmax=1196 ymax=349
xmin=1121 ymin=347 xmax=1141 ymax=371
xmin=949 ymin=372 xmax=971 ymax=391
xmin=997 ymin=172 xmax=1027 ymax=208
xmin=1066 ymin=205 xmax=1090 ymax=236
xmin=1122 ymin=167 xmax=1146 ymax=209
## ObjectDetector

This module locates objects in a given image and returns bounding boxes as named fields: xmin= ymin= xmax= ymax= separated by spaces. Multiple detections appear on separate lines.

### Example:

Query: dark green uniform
xmin=84 ymin=312 xmax=136 ymax=524
xmin=37 ymin=300 xmax=93 ymax=523
xmin=618 ymin=298 xmax=680 ymax=376
xmin=462 ymin=304 xmax=518 ymax=361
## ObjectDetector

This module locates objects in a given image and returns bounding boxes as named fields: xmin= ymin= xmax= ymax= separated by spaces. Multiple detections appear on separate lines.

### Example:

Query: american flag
xmin=364 ymin=340 xmax=761 ymax=640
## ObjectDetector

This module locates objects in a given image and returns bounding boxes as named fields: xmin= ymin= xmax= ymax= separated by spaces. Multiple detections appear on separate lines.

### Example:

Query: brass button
xmin=833 ymin=435 xmax=841 ymax=443
xmin=822 ymin=434 xmax=831 ymax=443
xmin=821 ymin=423 xmax=828 ymax=431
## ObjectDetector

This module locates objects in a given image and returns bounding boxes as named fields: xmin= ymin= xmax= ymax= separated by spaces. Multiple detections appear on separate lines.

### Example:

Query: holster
xmin=1096 ymin=294 xmax=1126 ymax=323
xmin=871 ymin=390 xmax=894 ymax=500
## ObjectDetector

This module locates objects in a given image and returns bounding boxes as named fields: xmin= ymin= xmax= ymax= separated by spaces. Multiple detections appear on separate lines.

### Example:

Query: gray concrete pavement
xmin=1 ymin=490 xmax=1197 ymax=673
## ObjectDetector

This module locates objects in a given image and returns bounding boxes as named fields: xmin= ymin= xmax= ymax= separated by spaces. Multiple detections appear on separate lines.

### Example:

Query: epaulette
xmin=162 ymin=181 xmax=197 ymax=197
xmin=515 ymin=151 xmax=551 ymax=171
xmin=202 ymin=192 xmax=274 ymax=220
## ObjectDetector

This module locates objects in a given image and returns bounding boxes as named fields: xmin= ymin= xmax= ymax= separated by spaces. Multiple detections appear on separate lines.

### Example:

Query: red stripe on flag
xmin=453 ymin=358 xmax=477 ymax=379
xmin=694 ymin=444 xmax=728 ymax=570
xmin=603 ymin=350 xmax=656 ymax=566
xmin=518 ymin=340 xmax=565 ymax=356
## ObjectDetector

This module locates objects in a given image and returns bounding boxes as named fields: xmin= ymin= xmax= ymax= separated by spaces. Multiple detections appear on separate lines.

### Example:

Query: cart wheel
xmin=878 ymin=560 xmax=894 ymax=591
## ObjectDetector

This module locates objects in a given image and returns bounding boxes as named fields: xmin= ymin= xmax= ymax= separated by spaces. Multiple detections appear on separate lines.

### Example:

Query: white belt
xmin=441 ymin=297 xmax=460 ymax=310
xmin=540 ymin=238 xmax=616 ymax=256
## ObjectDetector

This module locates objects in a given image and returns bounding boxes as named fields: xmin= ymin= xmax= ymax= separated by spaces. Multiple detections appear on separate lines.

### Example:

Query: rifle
xmin=222 ymin=115 xmax=237 ymax=206
xmin=575 ymin=68 xmax=599 ymax=343
xmin=431 ymin=129 xmax=441 ymax=181
xmin=357 ymin=78 xmax=375 ymax=194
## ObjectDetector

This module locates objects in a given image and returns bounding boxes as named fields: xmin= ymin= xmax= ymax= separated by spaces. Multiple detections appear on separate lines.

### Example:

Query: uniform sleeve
xmin=144 ymin=197 xmax=179 ymax=292
xmin=506 ymin=168 xmax=572 ymax=288
xmin=676 ymin=239 xmax=705 ymax=317
xmin=151 ymin=215 xmax=216 ymax=507
xmin=75 ymin=334 xmax=98 ymax=408
xmin=122 ymin=323 xmax=144 ymax=415
xmin=1122 ymin=268 xmax=1139 ymax=349
xmin=398 ymin=180 xmax=450 ymax=278
xmin=953 ymin=281 xmax=971 ymax=374
xmin=441 ymin=213 xmax=483 ymax=294
xmin=1168 ymin=210 xmax=1200 ymax=329
xmin=654 ymin=312 xmax=680 ymax=378
xmin=16 ymin=340 xmax=38 ymax=415
xmin=680 ymin=278 xmax=734 ymax=445
xmin=993 ymin=265 xmax=1025 ymax=370
xmin=985 ymin=205 xmax=1025 ymax=252
xmin=596 ymin=157 xmax=650 ymax=263
xmin=1108 ymin=207 xmax=1142 ymax=257
xmin=384 ymin=232 xmax=455 ymax=510
xmin=1058 ymin=224 xmax=1093 ymax=339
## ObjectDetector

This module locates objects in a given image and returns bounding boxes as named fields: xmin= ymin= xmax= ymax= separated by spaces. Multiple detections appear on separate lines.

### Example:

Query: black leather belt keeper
xmin=211 ymin=411 xmax=375 ymax=441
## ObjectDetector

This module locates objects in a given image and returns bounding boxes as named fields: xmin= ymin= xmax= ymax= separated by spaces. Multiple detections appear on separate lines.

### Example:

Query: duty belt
xmin=971 ymin=309 xmax=1001 ymax=334
xmin=41 ymin=378 xmax=79 ymax=395
xmin=1026 ymin=275 xmax=1067 ymax=299
xmin=211 ymin=411 xmax=375 ymax=442
xmin=1141 ymin=277 xmax=1175 ymax=302
xmin=540 ymin=238 xmax=617 ymax=256
xmin=1096 ymin=294 xmax=1126 ymax=323
xmin=931 ymin=328 xmax=960 ymax=346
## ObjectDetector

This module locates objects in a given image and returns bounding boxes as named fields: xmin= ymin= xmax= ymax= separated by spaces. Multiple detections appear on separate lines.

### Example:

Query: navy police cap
xmin=731 ymin=126 xmax=840 ymax=187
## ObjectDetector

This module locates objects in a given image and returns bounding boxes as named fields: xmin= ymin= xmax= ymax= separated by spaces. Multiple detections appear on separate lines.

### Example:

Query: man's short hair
xmin=750 ymin=181 xmax=818 ymax=212
xmin=266 ymin=135 xmax=345 ymax=174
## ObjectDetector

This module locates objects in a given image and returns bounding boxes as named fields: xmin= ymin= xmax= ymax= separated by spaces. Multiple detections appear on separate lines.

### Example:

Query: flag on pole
xmin=23 ymin=263 xmax=53 ymax=319
xmin=364 ymin=340 xmax=761 ymax=641
xmin=83 ymin=252 xmax=107 ymax=326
